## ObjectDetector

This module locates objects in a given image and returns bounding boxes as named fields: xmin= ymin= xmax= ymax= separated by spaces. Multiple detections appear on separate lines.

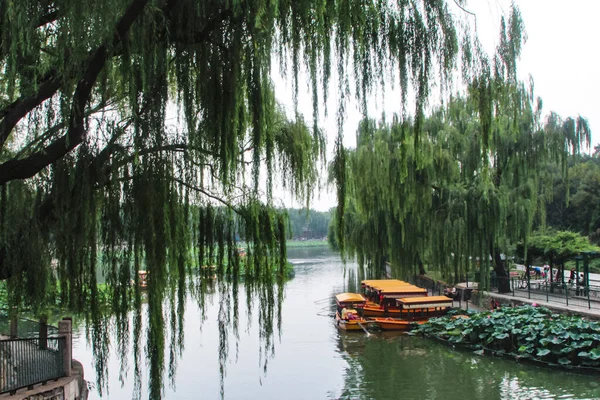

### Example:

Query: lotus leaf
xmin=537 ymin=349 xmax=551 ymax=357
xmin=518 ymin=345 xmax=532 ymax=353
xmin=589 ymin=348 xmax=600 ymax=360
xmin=550 ymin=336 xmax=563 ymax=345
xmin=572 ymin=340 xmax=593 ymax=349
xmin=558 ymin=357 xmax=571 ymax=365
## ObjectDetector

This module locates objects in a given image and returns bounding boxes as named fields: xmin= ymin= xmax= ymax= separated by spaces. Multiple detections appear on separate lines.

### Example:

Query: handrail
xmin=0 ymin=336 xmax=66 ymax=395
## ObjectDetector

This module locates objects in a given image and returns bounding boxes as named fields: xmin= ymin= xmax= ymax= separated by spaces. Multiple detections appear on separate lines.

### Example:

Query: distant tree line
xmin=544 ymin=151 xmax=600 ymax=244
xmin=286 ymin=208 xmax=332 ymax=239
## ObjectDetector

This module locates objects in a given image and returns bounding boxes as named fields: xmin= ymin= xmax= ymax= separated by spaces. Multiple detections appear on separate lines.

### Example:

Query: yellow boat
xmin=369 ymin=295 xmax=454 ymax=330
xmin=335 ymin=293 xmax=369 ymax=332
xmin=361 ymin=279 xmax=410 ymax=289
xmin=362 ymin=287 xmax=429 ymax=317
xmin=335 ymin=311 xmax=368 ymax=331
xmin=395 ymin=295 xmax=453 ymax=319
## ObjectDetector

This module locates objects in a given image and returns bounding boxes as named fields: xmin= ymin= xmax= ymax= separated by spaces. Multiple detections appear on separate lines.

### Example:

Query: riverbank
xmin=286 ymin=240 xmax=329 ymax=248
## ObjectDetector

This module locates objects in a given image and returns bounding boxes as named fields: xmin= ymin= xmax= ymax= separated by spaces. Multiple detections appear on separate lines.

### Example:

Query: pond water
xmin=73 ymin=247 xmax=600 ymax=400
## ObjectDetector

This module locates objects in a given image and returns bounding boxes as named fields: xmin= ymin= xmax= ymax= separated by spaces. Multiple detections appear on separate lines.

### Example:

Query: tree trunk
xmin=416 ymin=252 xmax=426 ymax=275
xmin=494 ymin=250 xmax=510 ymax=293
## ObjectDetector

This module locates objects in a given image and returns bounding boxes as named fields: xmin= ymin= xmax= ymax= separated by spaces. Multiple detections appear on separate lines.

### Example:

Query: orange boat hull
xmin=369 ymin=318 xmax=426 ymax=331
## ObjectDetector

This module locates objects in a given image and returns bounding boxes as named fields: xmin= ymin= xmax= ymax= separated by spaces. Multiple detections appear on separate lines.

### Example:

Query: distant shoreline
xmin=286 ymin=240 xmax=329 ymax=248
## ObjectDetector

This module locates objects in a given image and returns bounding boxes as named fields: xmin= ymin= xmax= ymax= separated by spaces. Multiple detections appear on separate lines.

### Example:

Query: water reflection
xmin=73 ymin=247 xmax=600 ymax=400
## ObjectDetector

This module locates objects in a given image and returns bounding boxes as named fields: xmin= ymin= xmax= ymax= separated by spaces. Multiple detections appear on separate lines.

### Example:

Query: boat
xmin=201 ymin=265 xmax=217 ymax=280
xmin=138 ymin=270 xmax=149 ymax=289
xmin=368 ymin=295 xmax=454 ymax=331
xmin=395 ymin=295 xmax=453 ymax=319
xmin=335 ymin=293 xmax=369 ymax=332
xmin=361 ymin=279 xmax=412 ymax=289
xmin=368 ymin=318 xmax=427 ymax=331
xmin=362 ymin=287 xmax=429 ymax=317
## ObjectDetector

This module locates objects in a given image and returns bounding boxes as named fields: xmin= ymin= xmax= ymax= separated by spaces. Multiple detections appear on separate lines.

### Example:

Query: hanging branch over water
xmin=0 ymin=0 xmax=501 ymax=398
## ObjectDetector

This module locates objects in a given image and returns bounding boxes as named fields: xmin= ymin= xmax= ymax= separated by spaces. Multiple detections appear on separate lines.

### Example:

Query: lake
xmin=73 ymin=247 xmax=600 ymax=399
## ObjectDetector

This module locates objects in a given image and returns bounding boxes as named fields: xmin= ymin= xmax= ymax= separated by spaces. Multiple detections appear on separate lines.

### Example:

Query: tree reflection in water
xmin=77 ymin=266 xmax=285 ymax=400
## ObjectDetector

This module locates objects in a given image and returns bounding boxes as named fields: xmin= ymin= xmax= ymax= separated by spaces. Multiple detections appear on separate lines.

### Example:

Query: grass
xmin=286 ymin=239 xmax=329 ymax=248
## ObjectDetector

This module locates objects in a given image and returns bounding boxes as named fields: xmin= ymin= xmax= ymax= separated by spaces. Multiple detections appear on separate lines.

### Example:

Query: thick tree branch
xmin=0 ymin=70 xmax=61 ymax=149
xmin=12 ymin=102 xmax=110 ymax=159
xmin=0 ymin=0 xmax=150 ymax=184
xmin=37 ymin=9 xmax=60 ymax=27
xmin=169 ymin=8 xmax=234 ymax=44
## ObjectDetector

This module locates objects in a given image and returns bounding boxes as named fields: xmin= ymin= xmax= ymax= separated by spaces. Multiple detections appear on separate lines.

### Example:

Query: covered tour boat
xmin=395 ymin=295 xmax=453 ymax=319
xmin=368 ymin=295 xmax=453 ymax=331
xmin=362 ymin=286 xmax=428 ymax=317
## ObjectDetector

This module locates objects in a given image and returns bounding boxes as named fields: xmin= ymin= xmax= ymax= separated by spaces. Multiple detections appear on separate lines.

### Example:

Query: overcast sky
xmin=273 ymin=0 xmax=600 ymax=210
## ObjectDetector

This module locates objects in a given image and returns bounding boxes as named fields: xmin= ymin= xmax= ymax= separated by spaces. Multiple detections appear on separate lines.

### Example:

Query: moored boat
xmin=335 ymin=293 xmax=369 ymax=332
xmin=362 ymin=287 xmax=428 ymax=317
xmin=395 ymin=295 xmax=453 ymax=319
xmin=138 ymin=270 xmax=149 ymax=289
xmin=368 ymin=295 xmax=454 ymax=331
xmin=367 ymin=318 xmax=425 ymax=331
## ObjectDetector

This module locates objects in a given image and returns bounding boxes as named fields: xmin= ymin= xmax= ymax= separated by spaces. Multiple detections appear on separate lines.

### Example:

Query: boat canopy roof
xmin=397 ymin=295 xmax=452 ymax=304
xmin=362 ymin=279 xmax=408 ymax=287
xmin=335 ymin=293 xmax=366 ymax=304
xmin=396 ymin=295 xmax=453 ymax=309
xmin=378 ymin=286 xmax=425 ymax=294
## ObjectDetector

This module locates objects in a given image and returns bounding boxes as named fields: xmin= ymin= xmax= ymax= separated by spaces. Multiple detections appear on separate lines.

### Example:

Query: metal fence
xmin=0 ymin=336 xmax=66 ymax=395
xmin=490 ymin=276 xmax=600 ymax=310
xmin=0 ymin=317 xmax=59 ymax=339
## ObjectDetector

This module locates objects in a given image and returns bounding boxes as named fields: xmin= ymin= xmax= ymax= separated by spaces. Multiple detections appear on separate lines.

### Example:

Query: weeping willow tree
xmin=333 ymin=8 xmax=591 ymax=292
xmin=0 ymin=0 xmax=479 ymax=398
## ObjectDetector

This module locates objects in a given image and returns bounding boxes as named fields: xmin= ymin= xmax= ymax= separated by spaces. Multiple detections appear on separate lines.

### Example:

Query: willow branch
xmin=12 ymin=102 xmax=110 ymax=159
xmin=0 ymin=70 xmax=61 ymax=150
xmin=172 ymin=177 xmax=244 ymax=216
xmin=452 ymin=0 xmax=477 ymax=31
xmin=0 ymin=0 xmax=150 ymax=184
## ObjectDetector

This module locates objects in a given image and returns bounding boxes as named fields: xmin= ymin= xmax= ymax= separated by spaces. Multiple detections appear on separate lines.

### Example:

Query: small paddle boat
xmin=335 ymin=293 xmax=369 ymax=332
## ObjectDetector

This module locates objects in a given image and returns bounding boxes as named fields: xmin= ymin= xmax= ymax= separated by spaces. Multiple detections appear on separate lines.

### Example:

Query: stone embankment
xmin=0 ymin=319 xmax=87 ymax=400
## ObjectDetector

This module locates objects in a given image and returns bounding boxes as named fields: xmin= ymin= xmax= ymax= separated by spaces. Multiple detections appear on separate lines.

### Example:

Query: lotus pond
xmin=417 ymin=305 xmax=600 ymax=369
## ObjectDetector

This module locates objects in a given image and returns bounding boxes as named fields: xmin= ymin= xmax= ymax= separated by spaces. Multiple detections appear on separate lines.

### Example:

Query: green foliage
xmin=286 ymin=208 xmax=332 ymax=239
xmin=0 ymin=1 xmax=477 ymax=397
xmin=331 ymin=8 xmax=590 ymax=288
xmin=417 ymin=306 xmax=600 ymax=369
xmin=545 ymin=156 xmax=600 ymax=240
xmin=517 ymin=229 xmax=600 ymax=265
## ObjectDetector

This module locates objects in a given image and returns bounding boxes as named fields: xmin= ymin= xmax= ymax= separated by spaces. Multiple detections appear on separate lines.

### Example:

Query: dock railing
xmin=489 ymin=275 xmax=600 ymax=310
xmin=0 ymin=336 xmax=66 ymax=395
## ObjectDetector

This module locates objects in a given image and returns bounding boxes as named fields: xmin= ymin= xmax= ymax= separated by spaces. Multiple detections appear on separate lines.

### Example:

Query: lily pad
xmin=558 ymin=357 xmax=571 ymax=365
xmin=536 ymin=349 xmax=551 ymax=357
